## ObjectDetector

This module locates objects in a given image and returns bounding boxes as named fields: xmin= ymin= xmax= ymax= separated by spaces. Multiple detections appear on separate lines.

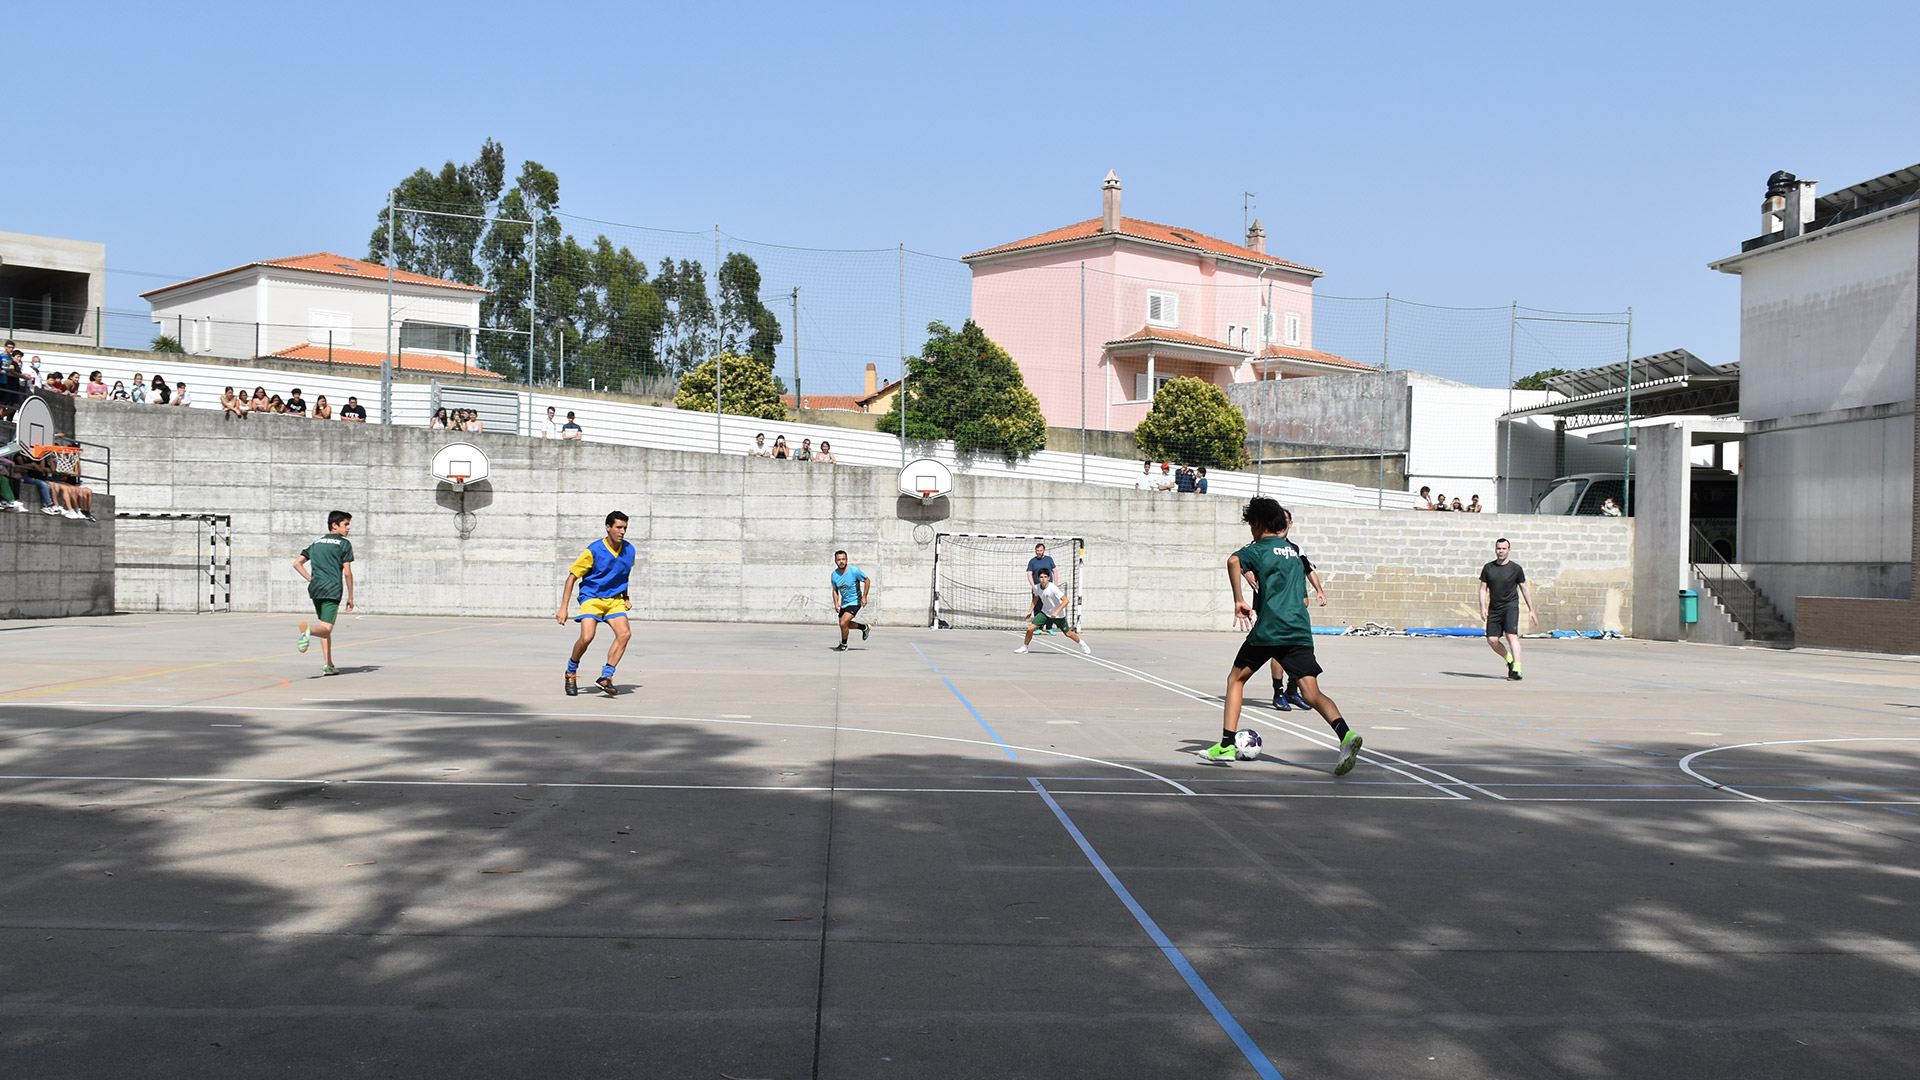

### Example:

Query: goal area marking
xmin=931 ymin=532 xmax=1084 ymax=631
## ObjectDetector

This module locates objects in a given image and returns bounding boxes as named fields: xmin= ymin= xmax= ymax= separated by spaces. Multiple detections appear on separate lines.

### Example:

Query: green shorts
xmin=1030 ymin=613 xmax=1069 ymax=631
xmin=312 ymin=597 xmax=341 ymax=624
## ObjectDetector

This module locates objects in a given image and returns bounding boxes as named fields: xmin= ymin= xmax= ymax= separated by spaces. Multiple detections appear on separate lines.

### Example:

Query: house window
xmin=1134 ymin=371 xmax=1176 ymax=401
xmin=308 ymin=309 xmax=353 ymax=347
xmin=1226 ymin=323 xmax=1238 ymax=348
xmin=400 ymin=320 xmax=471 ymax=354
xmin=1147 ymin=290 xmax=1179 ymax=328
xmin=1283 ymin=312 xmax=1302 ymax=347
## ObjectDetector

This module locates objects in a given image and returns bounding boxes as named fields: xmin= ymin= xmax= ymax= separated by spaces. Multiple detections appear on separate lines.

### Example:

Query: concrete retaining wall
xmin=0 ymin=496 xmax=116 ymax=618
xmin=83 ymin=400 xmax=1632 ymax=631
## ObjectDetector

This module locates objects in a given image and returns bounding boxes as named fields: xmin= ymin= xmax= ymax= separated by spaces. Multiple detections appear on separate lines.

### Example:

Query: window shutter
xmin=1147 ymin=290 xmax=1178 ymax=327
xmin=1135 ymin=372 xmax=1149 ymax=401
xmin=1284 ymin=312 xmax=1302 ymax=347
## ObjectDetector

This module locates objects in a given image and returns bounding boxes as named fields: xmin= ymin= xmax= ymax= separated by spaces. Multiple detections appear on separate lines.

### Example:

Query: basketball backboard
xmin=0 ymin=396 xmax=56 ymax=459
xmin=432 ymin=442 xmax=490 ymax=489
xmin=898 ymin=458 xmax=953 ymax=505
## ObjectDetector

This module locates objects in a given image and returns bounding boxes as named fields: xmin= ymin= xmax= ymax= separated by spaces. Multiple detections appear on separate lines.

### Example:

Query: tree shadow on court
xmin=2 ymin=702 xmax=1918 ymax=1079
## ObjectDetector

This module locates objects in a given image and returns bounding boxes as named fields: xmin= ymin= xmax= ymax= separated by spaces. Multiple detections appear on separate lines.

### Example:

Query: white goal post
xmin=931 ymin=533 xmax=1085 ymax=631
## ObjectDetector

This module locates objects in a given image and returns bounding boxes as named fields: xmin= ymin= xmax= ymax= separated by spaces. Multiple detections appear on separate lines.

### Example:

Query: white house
xmin=1708 ymin=163 xmax=1920 ymax=640
xmin=141 ymin=252 xmax=498 ymax=379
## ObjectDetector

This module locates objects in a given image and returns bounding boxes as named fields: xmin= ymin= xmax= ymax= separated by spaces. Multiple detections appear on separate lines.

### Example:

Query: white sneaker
xmin=3 ymin=500 xmax=24 ymax=512
xmin=1014 ymin=645 xmax=1029 ymax=654
xmin=61 ymin=508 xmax=84 ymax=519
xmin=1080 ymin=641 xmax=1092 ymax=655
xmin=40 ymin=505 xmax=63 ymax=515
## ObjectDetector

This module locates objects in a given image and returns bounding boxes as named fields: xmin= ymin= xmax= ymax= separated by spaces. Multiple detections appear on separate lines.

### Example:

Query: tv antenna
xmin=1243 ymin=191 xmax=1257 ymax=235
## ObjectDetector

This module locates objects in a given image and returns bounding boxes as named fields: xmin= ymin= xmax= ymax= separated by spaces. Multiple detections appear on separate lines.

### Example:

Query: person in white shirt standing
xmin=1015 ymin=570 xmax=1089 ymax=655
xmin=541 ymin=406 xmax=561 ymax=439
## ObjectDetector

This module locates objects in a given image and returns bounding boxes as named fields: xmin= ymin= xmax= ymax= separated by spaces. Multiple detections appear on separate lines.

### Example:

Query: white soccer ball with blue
xmin=1234 ymin=729 xmax=1263 ymax=761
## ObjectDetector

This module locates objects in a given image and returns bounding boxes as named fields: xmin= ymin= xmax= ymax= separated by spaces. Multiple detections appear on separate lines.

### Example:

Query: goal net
xmin=932 ymin=533 xmax=1084 ymax=630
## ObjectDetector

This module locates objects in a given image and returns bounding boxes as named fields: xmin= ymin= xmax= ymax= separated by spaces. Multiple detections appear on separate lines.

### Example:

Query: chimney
xmin=1101 ymin=170 xmax=1122 ymax=233
xmin=1763 ymin=171 xmax=1820 ymax=239
xmin=864 ymin=362 xmax=877 ymax=397
xmin=1246 ymin=218 xmax=1266 ymax=255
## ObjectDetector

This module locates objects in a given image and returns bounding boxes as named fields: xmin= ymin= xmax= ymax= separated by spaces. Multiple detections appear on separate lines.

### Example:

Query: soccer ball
xmin=1234 ymin=729 xmax=1263 ymax=761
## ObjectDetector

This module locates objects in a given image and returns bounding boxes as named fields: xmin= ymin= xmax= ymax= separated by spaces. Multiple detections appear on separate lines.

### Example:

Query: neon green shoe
xmin=1333 ymin=732 xmax=1363 ymax=776
xmin=1202 ymin=742 xmax=1238 ymax=763
xmin=322 ymin=664 xmax=340 ymax=676
xmin=296 ymin=622 xmax=310 ymax=653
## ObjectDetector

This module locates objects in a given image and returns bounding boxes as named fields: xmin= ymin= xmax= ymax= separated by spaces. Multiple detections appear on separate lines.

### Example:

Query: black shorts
xmin=1232 ymin=641 xmax=1322 ymax=680
xmin=838 ymin=604 xmax=861 ymax=620
xmin=1486 ymin=603 xmax=1519 ymax=637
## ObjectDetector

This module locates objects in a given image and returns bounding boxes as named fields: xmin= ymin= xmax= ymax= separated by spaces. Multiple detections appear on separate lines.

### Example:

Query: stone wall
xmin=83 ymin=400 xmax=1632 ymax=631
xmin=0 ymin=495 xmax=116 ymax=618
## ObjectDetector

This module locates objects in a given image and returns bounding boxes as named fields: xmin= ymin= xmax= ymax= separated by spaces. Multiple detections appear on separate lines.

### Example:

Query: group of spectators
xmin=1417 ymin=487 xmax=1483 ymax=513
xmin=1136 ymin=461 xmax=1209 ymax=494
xmin=0 ymin=344 xmax=95 ymax=520
xmin=223 ymin=385 xmax=365 ymax=421
xmin=748 ymin=431 xmax=838 ymax=462
xmin=538 ymin=407 xmax=583 ymax=439
xmin=433 ymin=408 xmax=487 ymax=433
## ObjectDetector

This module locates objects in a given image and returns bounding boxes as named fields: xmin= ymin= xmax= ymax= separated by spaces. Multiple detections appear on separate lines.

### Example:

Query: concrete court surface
xmin=1 ymin=613 xmax=1917 ymax=1080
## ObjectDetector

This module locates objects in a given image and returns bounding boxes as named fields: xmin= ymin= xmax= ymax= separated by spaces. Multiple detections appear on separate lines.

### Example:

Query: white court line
xmin=1032 ymin=640 xmax=1486 ymax=799
xmin=1678 ymin=738 xmax=1920 ymax=803
xmin=0 ymin=774 xmax=1457 ymax=801
xmin=29 ymin=701 xmax=1198 ymax=796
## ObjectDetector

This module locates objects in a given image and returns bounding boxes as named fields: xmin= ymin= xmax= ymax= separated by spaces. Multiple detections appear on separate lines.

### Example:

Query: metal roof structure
xmin=1500 ymin=349 xmax=1739 ymax=431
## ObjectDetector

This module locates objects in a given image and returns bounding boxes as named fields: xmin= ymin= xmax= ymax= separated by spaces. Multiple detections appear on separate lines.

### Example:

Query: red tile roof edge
xmin=964 ymin=217 xmax=1321 ymax=275
xmin=268 ymin=344 xmax=507 ymax=379
xmin=141 ymin=252 xmax=489 ymax=298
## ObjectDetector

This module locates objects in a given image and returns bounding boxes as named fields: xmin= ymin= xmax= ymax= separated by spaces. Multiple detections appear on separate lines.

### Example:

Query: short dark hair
xmin=1035 ymin=543 xmax=1046 ymax=552
xmin=1037 ymin=568 xmax=1051 ymax=579
xmin=1495 ymin=537 xmax=1510 ymax=546
xmin=1241 ymin=497 xmax=1286 ymax=532
xmin=606 ymin=511 xmax=629 ymax=526
xmin=1420 ymin=486 xmax=1431 ymax=495
xmin=327 ymin=510 xmax=352 ymax=528
xmin=1197 ymin=467 xmax=1207 ymax=475
xmin=834 ymin=549 xmax=847 ymax=558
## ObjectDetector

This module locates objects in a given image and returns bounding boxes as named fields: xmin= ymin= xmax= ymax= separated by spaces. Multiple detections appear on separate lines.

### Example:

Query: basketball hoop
xmin=447 ymin=474 xmax=469 ymax=491
xmin=918 ymin=489 xmax=939 ymax=506
xmin=30 ymin=445 xmax=80 ymax=477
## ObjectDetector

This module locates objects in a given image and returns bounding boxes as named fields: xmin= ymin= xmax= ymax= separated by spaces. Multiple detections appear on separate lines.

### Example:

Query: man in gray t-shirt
xmin=1479 ymin=538 xmax=1537 ymax=681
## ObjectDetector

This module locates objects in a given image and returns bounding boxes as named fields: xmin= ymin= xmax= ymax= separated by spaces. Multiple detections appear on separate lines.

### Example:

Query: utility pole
xmin=528 ymin=208 xmax=538 ymax=435
xmin=791 ymin=286 xmax=801 ymax=406
xmin=383 ymin=189 xmax=394 ymax=425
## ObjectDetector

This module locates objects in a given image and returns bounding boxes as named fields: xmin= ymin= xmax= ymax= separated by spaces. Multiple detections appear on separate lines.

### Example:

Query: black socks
xmin=1330 ymin=718 xmax=1350 ymax=739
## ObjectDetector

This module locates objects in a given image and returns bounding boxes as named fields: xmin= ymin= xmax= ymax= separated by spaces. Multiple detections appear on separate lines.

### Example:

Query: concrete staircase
xmin=1697 ymin=566 xmax=1795 ymax=646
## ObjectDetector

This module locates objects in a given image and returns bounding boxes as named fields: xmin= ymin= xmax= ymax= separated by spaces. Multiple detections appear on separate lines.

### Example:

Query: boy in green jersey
xmin=293 ymin=510 xmax=355 ymax=675
xmin=1205 ymin=497 xmax=1362 ymax=775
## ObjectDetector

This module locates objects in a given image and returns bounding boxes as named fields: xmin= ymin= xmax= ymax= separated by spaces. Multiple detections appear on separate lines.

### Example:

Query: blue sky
xmin=9 ymin=0 xmax=1918 ymax=388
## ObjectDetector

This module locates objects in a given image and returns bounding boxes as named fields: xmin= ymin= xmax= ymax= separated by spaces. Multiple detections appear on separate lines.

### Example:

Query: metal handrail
xmin=1689 ymin=523 xmax=1760 ymax=634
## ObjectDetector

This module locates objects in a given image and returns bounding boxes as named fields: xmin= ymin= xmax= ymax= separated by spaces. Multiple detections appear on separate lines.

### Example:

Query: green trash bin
xmin=1679 ymin=589 xmax=1699 ymax=625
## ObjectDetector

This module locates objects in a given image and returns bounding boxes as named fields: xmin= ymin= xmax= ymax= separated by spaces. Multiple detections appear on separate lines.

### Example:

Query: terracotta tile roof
xmin=268 ymin=344 xmax=507 ymax=380
xmin=965 ymin=217 xmax=1320 ymax=275
xmin=1255 ymin=343 xmax=1376 ymax=372
xmin=1106 ymin=326 xmax=1245 ymax=353
xmin=857 ymin=378 xmax=902 ymax=406
xmin=142 ymin=252 xmax=489 ymax=298
xmin=780 ymin=394 xmax=866 ymax=412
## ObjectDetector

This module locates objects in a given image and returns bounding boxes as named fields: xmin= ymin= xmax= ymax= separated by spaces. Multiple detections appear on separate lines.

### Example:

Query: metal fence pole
xmin=528 ymin=211 xmax=540 ymax=434
xmin=1079 ymin=262 xmax=1087 ymax=483
xmin=95 ymin=306 xmax=102 ymax=349
xmin=383 ymin=190 xmax=394 ymax=425
xmin=1622 ymin=306 xmax=1634 ymax=516
xmin=1377 ymin=293 xmax=1391 ymax=509
xmin=1504 ymin=301 xmax=1517 ymax=512
xmin=714 ymin=226 xmax=723 ymax=454
xmin=899 ymin=243 xmax=907 ymax=469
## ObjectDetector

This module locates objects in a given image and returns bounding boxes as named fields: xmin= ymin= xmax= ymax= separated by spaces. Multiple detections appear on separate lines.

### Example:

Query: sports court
xmin=3 ymin=614 xmax=1918 ymax=1078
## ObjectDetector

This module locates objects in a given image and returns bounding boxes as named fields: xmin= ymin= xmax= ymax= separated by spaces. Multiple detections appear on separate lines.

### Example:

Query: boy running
xmin=830 ymin=550 xmax=871 ymax=651
xmin=1205 ymin=497 xmax=1362 ymax=775
xmin=293 ymin=511 xmax=355 ymax=675
xmin=1014 ymin=569 xmax=1090 ymax=655
xmin=557 ymin=511 xmax=635 ymax=696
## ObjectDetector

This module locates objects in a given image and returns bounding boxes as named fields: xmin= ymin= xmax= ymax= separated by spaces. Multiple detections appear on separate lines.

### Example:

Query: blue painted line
xmin=1888 ymin=808 xmax=1918 ymax=816
xmin=1028 ymin=779 xmax=1283 ymax=1080
xmin=913 ymin=642 xmax=1018 ymax=760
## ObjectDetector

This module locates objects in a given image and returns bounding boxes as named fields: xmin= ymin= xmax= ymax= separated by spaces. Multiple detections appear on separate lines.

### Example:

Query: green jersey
xmin=1235 ymin=536 xmax=1311 ymax=646
xmin=301 ymin=534 xmax=354 ymax=600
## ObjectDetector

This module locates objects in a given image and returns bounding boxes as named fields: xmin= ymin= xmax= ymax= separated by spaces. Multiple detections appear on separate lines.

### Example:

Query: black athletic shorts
xmin=1232 ymin=641 xmax=1322 ymax=679
xmin=838 ymin=604 xmax=861 ymax=620
xmin=1486 ymin=603 xmax=1519 ymax=637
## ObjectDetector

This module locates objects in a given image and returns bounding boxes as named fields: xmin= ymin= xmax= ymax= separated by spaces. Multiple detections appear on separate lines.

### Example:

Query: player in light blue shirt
xmin=829 ymin=549 xmax=871 ymax=651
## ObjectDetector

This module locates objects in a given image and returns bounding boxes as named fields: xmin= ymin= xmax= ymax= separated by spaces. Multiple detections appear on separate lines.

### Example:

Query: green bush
xmin=877 ymin=320 xmax=1047 ymax=462
xmin=672 ymin=352 xmax=787 ymax=420
xmin=1134 ymin=377 xmax=1248 ymax=469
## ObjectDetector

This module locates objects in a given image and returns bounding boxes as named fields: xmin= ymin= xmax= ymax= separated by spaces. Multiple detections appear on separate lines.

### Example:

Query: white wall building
xmin=0 ymin=230 xmax=106 ymax=346
xmin=1709 ymin=165 xmax=1920 ymax=622
xmin=141 ymin=252 xmax=493 ymax=379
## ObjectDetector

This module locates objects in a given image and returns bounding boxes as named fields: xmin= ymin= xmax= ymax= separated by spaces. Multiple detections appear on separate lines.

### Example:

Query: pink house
xmin=963 ymin=172 xmax=1372 ymax=432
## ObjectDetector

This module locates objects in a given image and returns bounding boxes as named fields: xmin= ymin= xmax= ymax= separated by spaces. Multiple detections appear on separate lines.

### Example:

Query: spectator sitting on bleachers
xmin=173 ymin=381 xmax=193 ymax=407
xmin=815 ymin=440 xmax=836 ymax=463
xmin=285 ymin=388 xmax=308 ymax=416
xmin=43 ymin=439 xmax=94 ymax=520
xmin=431 ymin=408 xmax=449 ymax=430
xmin=795 ymin=437 xmax=812 ymax=461
xmin=85 ymin=371 xmax=108 ymax=399
xmin=1174 ymin=465 xmax=1196 ymax=493
xmin=222 ymin=387 xmax=246 ymax=420
xmin=64 ymin=372 xmax=82 ymax=395
xmin=341 ymin=397 xmax=367 ymax=422
xmin=561 ymin=412 xmax=582 ymax=439
xmin=130 ymin=373 xmax=147 ymax=403
xmin=250 ymin=386 xmax=269 ymax=412
xmin=314 ymin=395 xmax=332 ymax=420
xmin=151 ymin=375 xmax=171 ymax=404
xmin=464 ymin=410 xmax=483 ymax=433
xmin=1 ymin=454 xmax=56 ymax=514
xmin=43 ymin=372 xmax=66 ymax=395
xmin=110 ymin=380 xmax=129 ymax=401
xmin=773 ymin=435 xmax=790 ymax=459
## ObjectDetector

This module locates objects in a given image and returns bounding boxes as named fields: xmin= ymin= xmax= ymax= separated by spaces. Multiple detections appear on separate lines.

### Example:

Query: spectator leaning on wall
xmin=562 ymin=412 xmax=583 ymax=440
xmin=340 ymin=397 xmax=367 ymax=422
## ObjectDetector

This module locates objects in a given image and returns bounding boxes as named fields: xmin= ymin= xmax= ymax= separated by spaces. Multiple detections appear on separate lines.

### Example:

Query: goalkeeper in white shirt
xmin=1015 ymin=569 xmax=1090 ymax=654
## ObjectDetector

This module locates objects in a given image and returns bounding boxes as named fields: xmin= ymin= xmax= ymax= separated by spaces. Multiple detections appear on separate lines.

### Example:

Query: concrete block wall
xmin=0 ymin=496 xmax=116 ymax=618
xmin=82 ymin=400 xmax=1633 ymax=631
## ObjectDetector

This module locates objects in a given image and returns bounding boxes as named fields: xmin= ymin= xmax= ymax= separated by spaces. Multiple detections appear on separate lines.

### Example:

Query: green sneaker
xmin=321 ymin=664 xmax=340 ymax=676
xmin=1202 ymin=742 xmax=1238 ymax=763
xmin=1333 ymin=732 xmax=1363 ymax=776
xmin=297 ymin=622 xmax=310 ymax=653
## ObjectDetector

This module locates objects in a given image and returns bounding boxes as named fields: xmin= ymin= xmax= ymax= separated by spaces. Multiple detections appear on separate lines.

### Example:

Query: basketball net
xmin=30 ymin=445 xmax=81 ymax=476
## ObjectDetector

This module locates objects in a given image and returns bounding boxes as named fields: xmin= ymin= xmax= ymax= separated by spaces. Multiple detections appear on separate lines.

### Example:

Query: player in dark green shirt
xmin=293 ymin=510 xmax=355 ymax=676
xmin=1205 ymin=497 xmax=1362 ymax=775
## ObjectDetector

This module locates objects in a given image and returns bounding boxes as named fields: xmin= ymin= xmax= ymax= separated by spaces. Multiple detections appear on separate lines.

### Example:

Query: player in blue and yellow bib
xmin=556 ymin=511 xmax=636 ymax=697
